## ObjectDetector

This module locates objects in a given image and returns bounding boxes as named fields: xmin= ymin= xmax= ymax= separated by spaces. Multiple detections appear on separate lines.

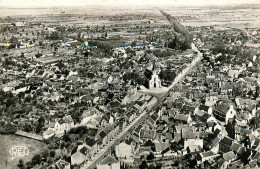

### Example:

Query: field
xmin=1 ymin=5 xmax=260 ymax=29
xmin=0 ymin=135 xmax=47 ymax=169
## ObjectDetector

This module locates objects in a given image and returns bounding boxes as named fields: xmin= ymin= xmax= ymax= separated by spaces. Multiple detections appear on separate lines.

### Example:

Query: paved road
xmin=140 ymin=44 xmax=202 ymax=102
xmin=82 ymin=44 xmax=202 ymax=169
xmin=81 ymin=98 xmax=159 ymax=169
xmin=168 ymin=46 xmax=202 ymax=90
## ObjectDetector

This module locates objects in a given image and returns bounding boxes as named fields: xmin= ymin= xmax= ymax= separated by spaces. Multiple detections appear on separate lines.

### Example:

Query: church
xmin=149 ymin=61 xmax=162 ymax=89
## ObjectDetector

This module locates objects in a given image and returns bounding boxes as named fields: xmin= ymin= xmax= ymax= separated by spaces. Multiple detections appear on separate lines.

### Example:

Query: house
xmin=181 ymin=127 xmax=205 ymax=140
xmin=154 ymin=142 xmax=170 ymax=153
xmin=113 ymin=47 xmax=127 ymax=58
xmin=54 ymin=115 xmax=74 ymax=135
xmin=187 ymin=145 xmax=201 ymax=154
xmin=204 ymin=131 xmax=221 ymax=154
xmin=174 ymin=126 xmax=182 ymax=142
xmin=184 ymin=138 xmax=203 ymax=149
xmin=80 ymin=109 xmax=100 ymax=126
xmin=228 ymin=160 xmax=244 ymax=169
xmin=219 ymin=136 xmax=233 ymax=153
xmin=96 ymin=156 xmax=120 ymax=169
xmin=228 ymin=69 xmax=240 ymax=78
xmin=235 ymin=98 xmax=257 ymax=118
xmin=197 ymin=151 xmax=219 ymax=163
xmin=213 ymin=103 xmax=236 ymax=124
xmin=71 ymin=150 xmax=86 ymax=165
xmin=223 ymin=151 xmax=237 ymax=162
xmin=135 ymin=51 xmax=145 ymax=60
xmin=174 ymin=114 xmax=192 ymax=124
xmin=220 ymin=151 xmax=237 ymax=169
xmin=195 ymin=105 xmax=213 ymax=115
xmin=140 ymin=129 xmax=156 ymax=141
xmin=197 ymin=112 xmax=211 ymax=123
xmin=64 ymin=40 xmax=82 ymax=47
xmin=115 ymin=142 xmax=133 ymax=159
xmin=47 ymin=159 xmax=70 ymax=169
xmin=97 ymin=130 xmax=108 ymax=145
xmin=251 ymin=138 xmax=260 ymax=151
xmin=43 ymin=128 xmax=55 ymax=140
xmin=230 ymin=142 xmax=242 ymax=154
xmin=85 ymin=138 xmax=98 ymax=156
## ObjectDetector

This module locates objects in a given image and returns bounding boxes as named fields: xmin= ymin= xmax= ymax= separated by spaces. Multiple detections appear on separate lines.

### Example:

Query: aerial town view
xmin=0 ymin=0 xmax=260 ymax=169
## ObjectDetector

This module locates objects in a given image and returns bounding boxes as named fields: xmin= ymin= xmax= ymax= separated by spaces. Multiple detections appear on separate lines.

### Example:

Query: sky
xmin=1 ymin=0 xmax=260 ymax=7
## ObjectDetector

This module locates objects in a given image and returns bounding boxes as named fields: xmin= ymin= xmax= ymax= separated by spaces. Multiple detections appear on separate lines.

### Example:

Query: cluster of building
xmin=0 ymin=9 xmax=260 ymax=169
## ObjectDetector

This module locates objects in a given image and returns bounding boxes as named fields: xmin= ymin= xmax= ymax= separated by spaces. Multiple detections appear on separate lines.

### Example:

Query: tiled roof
xmin=220 ymin=137 xmax=233 ymax=147
xmin=155 ymin=142 xmax=170 ymax=152
xmin=223 ymin=151 xmax=236 ymax=161
xmin=99 ymin=156 xmax=119 ymax=165
xmin=140 ymin=129 xmax=156 ymax=139
xmin=199 ymin=105 xmax=210 ymax=111
xmin=230 ymin=142 xmax=241 ymax=153
xmin=174 ymin=114 xmax=190 ymax=122
xmin=99 ymin=130 xmax=107 ymax=138
xmin=201 ymin=151 xmax=214 ymax=158
xmin=86 ymin=138 xmax=96 ymax=147
xmin=79 ymin=146 xmax=89 ymax=155
xmin=215 ymin=103 xmax=230 ymax=114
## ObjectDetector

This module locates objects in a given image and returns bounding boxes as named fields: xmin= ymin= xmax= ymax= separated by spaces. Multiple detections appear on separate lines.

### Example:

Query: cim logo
xmin=9 ymin=146 xmax=29 ymax=157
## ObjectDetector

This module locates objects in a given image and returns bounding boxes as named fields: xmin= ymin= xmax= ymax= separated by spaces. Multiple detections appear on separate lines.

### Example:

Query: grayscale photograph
xmin=0 ymin=0 xmax=259 ymax=169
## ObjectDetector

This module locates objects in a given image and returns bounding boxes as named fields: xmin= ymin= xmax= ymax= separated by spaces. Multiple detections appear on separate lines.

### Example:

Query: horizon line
xmin=1 ymin=0 xmax=260 ymax=8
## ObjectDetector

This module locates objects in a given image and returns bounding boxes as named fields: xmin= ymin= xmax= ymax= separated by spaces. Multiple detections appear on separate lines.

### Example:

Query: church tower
xmin=149 ymin=61 xmax=162 ymax=89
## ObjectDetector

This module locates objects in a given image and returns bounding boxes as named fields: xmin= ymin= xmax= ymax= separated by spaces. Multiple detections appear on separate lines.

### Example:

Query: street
xmin=82 ymin=44 xmax=202 ymax=169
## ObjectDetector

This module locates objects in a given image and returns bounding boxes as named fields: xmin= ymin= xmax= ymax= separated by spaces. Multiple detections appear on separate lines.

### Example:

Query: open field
xmin=0 ymin=135 xmax=47 ymax=169
xmin=1 ymin=5 xmax=260 ymax=29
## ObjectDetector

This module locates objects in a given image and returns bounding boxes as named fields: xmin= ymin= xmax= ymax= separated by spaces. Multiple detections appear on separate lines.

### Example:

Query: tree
xmin=159 ymin=68 xmax=176 ymax=82
xmin=24 ymin=124 xmax=32 ymax=132
xmin=136 ymin=77 xmax=145 ymax=86
xmin=25 ymin=95 xmax=31 ymax=103
xmin=41 ymin=150 xmax=49 ymax=162
xmin=144 ymin=69 xmax=152 ymax=79
xmin=31 ymin=154 xmax=41 ymax=166
xmin=56 ymin=60 xmax=64 ymax=69
xmin=139 ymin=161 xmax=148 ymax=169
xmin=63 ymin=134 xmax=71 ymax=142
xmin=26 ymin=161 xmax=32 ymax=169
xmin=35 ymin=52 xmax=42 ymax=58
xmin=47 ymin=32 xmax=60 ymax=40
xmin=50 ymin=150 xmax=56 ymax=158
xmin=17 ymin=159 xmax=24 ymax=169
xmin=38 ymin=116 xmax=45 ymax=125
xmin=83 ymin=50 xmax=89 ymax=57
xmin=9 ymin=36 xmax=18 ymax=43
xmin=35 ymin=123 xmax=42 ymax=133
xmin=149 ymin=163 xmax=162 ymax=169
xmin=146 ymin=152 xmax=155 ymax=160
xmin=87 ymin=72 xmax=95 ymax=79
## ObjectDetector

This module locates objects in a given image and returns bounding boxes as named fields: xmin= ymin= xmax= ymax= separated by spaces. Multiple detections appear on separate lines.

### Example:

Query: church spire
xmin=152 ymin=60 xmax=156 ymax=71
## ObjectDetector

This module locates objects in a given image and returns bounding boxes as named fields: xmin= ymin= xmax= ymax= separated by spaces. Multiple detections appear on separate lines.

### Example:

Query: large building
xmin=96 ymin=156 xmax=120 ymax=169
xmin=149 ymin=61 xmax=162 ymax=89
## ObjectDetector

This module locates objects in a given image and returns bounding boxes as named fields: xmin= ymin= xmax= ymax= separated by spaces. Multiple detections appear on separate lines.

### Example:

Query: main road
xmin=81 ymin=97 xmax=158 ymax=169
xmin=82 ymin=44 xmax=202 ymax=169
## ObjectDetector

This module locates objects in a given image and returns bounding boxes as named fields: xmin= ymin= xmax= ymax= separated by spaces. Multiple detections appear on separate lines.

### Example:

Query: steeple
xmin=149 ymin=60 xmax=162 ymax=89
xmin=152 ymin=60 xmax=156 ymax=72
